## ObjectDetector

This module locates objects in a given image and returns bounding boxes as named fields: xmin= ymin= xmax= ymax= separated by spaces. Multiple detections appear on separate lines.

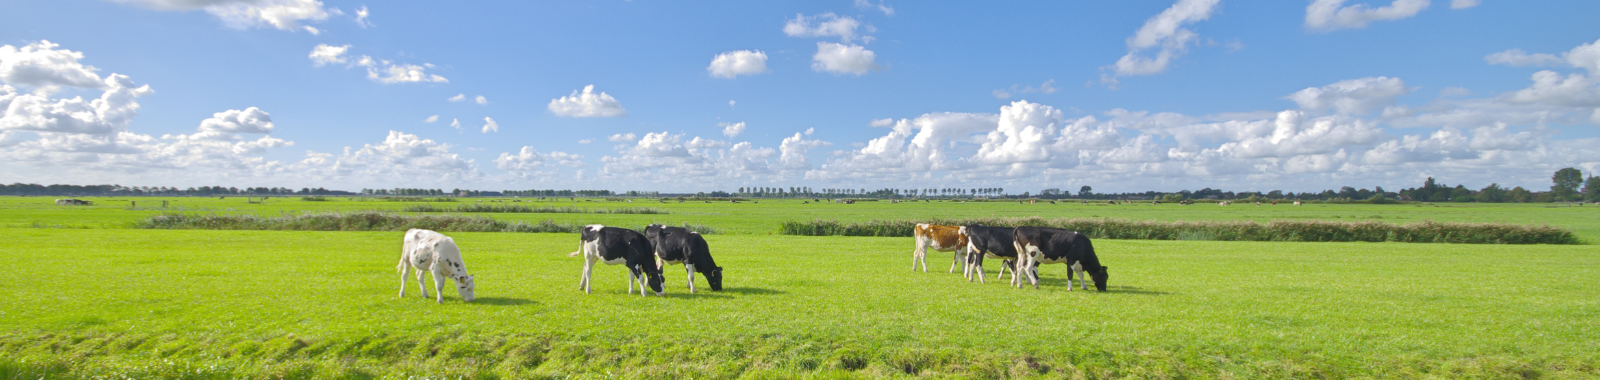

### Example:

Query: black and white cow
xmin=575 ymin=224 xmax=664 ymax=296
xmin=1011 ymin=226 xmax=1109 ymax=291
xmin=644 ymin=224 xmax=724 ymax=293
xmin=961 ymin=224 xmax=1018 ymax=284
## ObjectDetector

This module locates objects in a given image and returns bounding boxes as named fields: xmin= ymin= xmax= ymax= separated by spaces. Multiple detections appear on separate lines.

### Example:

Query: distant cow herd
xmin=397 ymin=220 xmax=1108 ymax=303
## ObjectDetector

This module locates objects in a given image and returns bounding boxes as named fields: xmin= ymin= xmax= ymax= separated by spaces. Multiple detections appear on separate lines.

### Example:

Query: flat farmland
xmin=0 ymin=197 xmax=1597 ymax=378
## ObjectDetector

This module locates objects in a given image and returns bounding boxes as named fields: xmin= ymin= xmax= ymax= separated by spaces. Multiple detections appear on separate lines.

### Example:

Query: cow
xmin=912 ymin=224 xmax=968 ymax=273
xmin=572 ymin=224 xmax=664 ymax=296
xmin=644 ymin=224 xmax=724 ymax=293
xmin=1293 ymin=201 xmax=1303 ymax=206
xmin=961 ymin=224 xmax=1019 ymax=284
xmin=1011 ymin=227 xmax=1109 ymax=291
xmin=54 ymin=198 xmax=92 ymax=206
xmin=396 ymin=229 xmax=476 ymax=303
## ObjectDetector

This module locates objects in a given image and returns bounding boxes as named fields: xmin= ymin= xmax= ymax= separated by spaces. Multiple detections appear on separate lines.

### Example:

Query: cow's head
xmin=644 ymin=267 xmax=665 ymax=296
xmin=1090 ymin=266 xmax=1109 ymax=292
xmin=705 ymin=267 xmax=724 ymax=291
xmin=457 ymin=274 xmax=477 ymax=302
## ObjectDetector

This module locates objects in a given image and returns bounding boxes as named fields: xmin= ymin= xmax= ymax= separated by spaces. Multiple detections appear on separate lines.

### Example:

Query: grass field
xmin=1 ymin=196 xmax=1598 ymax=378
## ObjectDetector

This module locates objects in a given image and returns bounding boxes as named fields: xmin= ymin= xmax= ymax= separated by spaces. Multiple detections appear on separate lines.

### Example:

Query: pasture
xmin=1 ymin=196 xmax=1597 ymax=378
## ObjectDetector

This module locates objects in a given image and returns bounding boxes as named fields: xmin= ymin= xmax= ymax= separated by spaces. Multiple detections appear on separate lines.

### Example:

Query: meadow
xmin=0 ymin=196 xmax=1597 ymax=378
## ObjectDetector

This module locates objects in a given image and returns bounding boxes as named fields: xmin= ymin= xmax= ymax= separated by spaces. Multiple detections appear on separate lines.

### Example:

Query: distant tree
xmin=1477 ymin=183 xmax=1506 ymax=203
xmin=1585 ymin=176 xmax=1600 ymax=202
xmin=1507 ymin=186 xmax=1533 ymax=203
xmin=1552 ymin=167 xmax=1583 ymax=201
xmin=1078 ymin=186 xmax=1092 ymax=198
xmin=1449 ymin=185 xmax=1473 ymax=202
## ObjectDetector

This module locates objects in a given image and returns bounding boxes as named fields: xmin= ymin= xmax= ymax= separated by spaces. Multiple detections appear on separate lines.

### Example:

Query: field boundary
xmin=780 ymin=217 xmax=1580 ymax=244
xmin=401 ymin=203 xmax=668 ymax=214
xmin=132 ymin=211 xmax=717 ymax=234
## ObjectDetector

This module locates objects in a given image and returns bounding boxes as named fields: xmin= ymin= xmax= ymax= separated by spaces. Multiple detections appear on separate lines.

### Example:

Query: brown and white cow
xmin=912 ymin=224 xmax=968 ymax=273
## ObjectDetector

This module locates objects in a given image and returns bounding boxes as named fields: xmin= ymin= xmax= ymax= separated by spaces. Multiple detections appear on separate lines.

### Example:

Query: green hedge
xmin=780 ymin=217 xmax=1579 ymax=244
xmin=401 ymin=204 xmax=668 ymax=214
xmin=134 ymin=211 xmax=715 ymax=234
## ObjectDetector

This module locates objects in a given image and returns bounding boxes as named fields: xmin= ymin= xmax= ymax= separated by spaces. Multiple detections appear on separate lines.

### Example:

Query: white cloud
xmin=1305 ymin=0 xmax=1431 ymax=32
xmin=1502 ymin=71 xmax=1599 ymax=107
xmin=354 ymin=5 xmax=372 ymax=27
xmin=423 ymin=115 xmax=438 ymax=123
xmin=1485 ymin=49 xmax=1564 ymax=67
xmin=812 ymin=42 xmax=879 ymax=75
xmin=447 ymin=93 xmax=465 ymax=102
xmin=366 ymin=63 xmax=447 ymax=84
xmin=598 ymin=131 xmax=776 ymax=183
xmin=0 ymin=41 xmax=107 ymax=89
xmin=481 ymin=117 xmax=498 ymax=133
xmin=720 ymin=121 xmax=747 ymax=138
xmin=294 ymin=130 xmax=478 ymax=183
xmin=0 ymin=74 xmax=153 ymax=135
xmin=475 ymin=95 xmax=488 ymax=105
xmin=448 ymin=118 xmax=461 ymax=131
xmin=1106 ymin=0 xmax=1219 ymax=80
xmin=1449 ymin=0 xmax=1480 ymax=9
xmin=779 ymin=132 xmax=831 ymax=170
xmin=308 ymin=45 xmax=447 ymax=84
xmin=1565 ymin=38 xmax=1600 ymax=75
xmin=496 ymin=146 xmax=585 ymax=172
xmin=197 ymin=107 xmax=274 ymax=134
xmin=578 ymin=139 xmax=594 ymax=144
xmin=729 ymin=100 xmax=736 ymax=108
xmin=870 ymin=118 xmax=894 ymax=127
xmin=548 ymin=85 xmax=626 ymax=117
xmin=784 ymin=13 xmax=865 ymax=43
xmin=112 ymin=0 xmax=333 ymax=33
xmin=972 ymin=101 xmax=1066 ymax=164
xmin=854 ymin=0 xmax=894 ymax=16
xmin=609 ymin=133 xmax=637 ymax=142
xmin=308 ymin=44 xmax=349 ymax=67
xmin=707 ymin=50 xmax=769 ymax=78
xmin=1286 ymin=76 xmax=1411 ymax=115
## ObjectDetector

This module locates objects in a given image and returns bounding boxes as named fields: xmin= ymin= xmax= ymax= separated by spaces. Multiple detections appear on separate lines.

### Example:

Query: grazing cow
xmin=573 ymin=224 xmax=664 ymax=296
xmin=54 ymin=198 xmax=92 ymax=206
xmin=1011 ymin=227 xmax=1108 ymax=291
xmin=1293 ymin=201 xmax=1303 ymax=206
xmin=644 ymin=224 xmax=724 ymax=293
xmin=396 ymin=229 xmax=476 ymax=303
xmin=1179 ymin=200 xmax=1194 ymax=205
xmin=1219 ymin=201 xmax=1231 ymax=206
xmin=912 ymin=224 xmax=969 ymax=273
xmin=961 ymin=224 xmax=1018 ymax=284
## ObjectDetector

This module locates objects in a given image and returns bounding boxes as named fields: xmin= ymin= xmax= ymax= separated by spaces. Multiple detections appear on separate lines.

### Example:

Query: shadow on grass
xmin=471 ymin=297 xmax=536 ymax=306
xmin=1106 ymin=285 xmax=1171 ymax=295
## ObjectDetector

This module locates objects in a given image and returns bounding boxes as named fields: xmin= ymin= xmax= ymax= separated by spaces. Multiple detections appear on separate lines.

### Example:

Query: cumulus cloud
xmin=475 ymin=95 xmax=488 ymax=105
xmin=354 ymin=5 xmax=372 ymax=27
xmin=1485 ymin=49 xmax=1563 ymax=67
xmin=812 ymin=42 xmax=879 ymax=75
xmin=784 ymin=13 xmax=865 ymax=43
xmin=598 ymin=131 xmax=776 ymax=183
xmin=720 ymin=121 xmax=747 ymax=138
xmin=1502 ymin=71 xmax=1599 ymax=107
xmin=481 ymin=117 xmax=498 ymax=133
xmin=548 ymin=85 xmax=626 ymax=117
xmin=197 ymin=107 xmax=274 ymax=135
xmin=307 ymin=45 xmax=448 ymax=84
xmin=0 ymin=74 xmax=153 ymax=135
xmin=1107 ymin=0 xmax=1219 ymax=81
xmin=296 ymin=130 xmax=476 ymax=181
xmin=707 ymin=50 xmax=769 ymax=78
xmin=1286 ymin=76 xmax=1411 ymax=115
xmin=779 ymin=132 xmax=832 ymax=170
xmin=1305 ymin=0 xmax=1430 ymax=32
xmin=111 ymin=0 xmax=333 ymax=33
xmin=854 ymin=0 xmax=894 ymax=16
xmin=447 ymin=93 xmax=465 ymax=102
xmin=423 ymin=115 xmax=438 ymax=123
xmin=448 ymin=118 xmax=460 ymax=131
xmin=1449 ymin=0 xmax=1480 ymax=9
xmin=0 ymin=41 xmax=107 ymax=89
xmin=496 ymin=146 xmax=584 ymax=172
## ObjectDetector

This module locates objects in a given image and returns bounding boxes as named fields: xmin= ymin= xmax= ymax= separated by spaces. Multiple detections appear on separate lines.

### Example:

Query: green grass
xmin=1 ymin=196 xmax=1598 ymax=378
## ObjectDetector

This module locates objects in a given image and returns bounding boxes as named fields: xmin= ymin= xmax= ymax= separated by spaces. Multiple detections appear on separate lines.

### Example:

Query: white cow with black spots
xmin=397 ymin=228 xmax=477 ymax=303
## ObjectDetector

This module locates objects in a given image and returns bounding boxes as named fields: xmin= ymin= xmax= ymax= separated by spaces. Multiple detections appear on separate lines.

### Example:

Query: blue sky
xmin=2 ymin=0 xmax=1598 ymax=193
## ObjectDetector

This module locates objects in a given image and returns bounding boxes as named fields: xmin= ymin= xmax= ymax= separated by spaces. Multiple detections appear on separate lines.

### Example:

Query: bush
xmin=133 ymin=211 xmax=718 ymax=235
xmin=779 ymin=217 xmax=1578 ymax=244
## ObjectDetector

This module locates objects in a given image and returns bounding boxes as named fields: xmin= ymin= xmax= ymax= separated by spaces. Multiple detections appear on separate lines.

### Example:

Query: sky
xmin=2 ymin=0 xmax=1598 ymax=194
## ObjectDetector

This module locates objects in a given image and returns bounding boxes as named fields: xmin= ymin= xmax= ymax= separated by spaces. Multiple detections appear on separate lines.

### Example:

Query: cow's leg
xmin=626 ymin=265 xmax=636 ymax=295
xmin=998 ymin=259 xmax=1012 ymax=281
xmin=1066 ymin=263 xmax=1076 ymax=290
xmin=685 ymin=263 xmax=697 ymax=294
xmin=397 ymin=260 xmax=408 ymax=298
xmin=949 ymin=249 xmax=960 ymax=273
xmin=430 ymin=266 xmax=446 ymax=303
xmin=415 ymin=268 xmax=429 ymax=298
xmin=911 ymin=240 xmax=925 ymax=272
xmin=580 ymin=255 xmax=597 ymax=294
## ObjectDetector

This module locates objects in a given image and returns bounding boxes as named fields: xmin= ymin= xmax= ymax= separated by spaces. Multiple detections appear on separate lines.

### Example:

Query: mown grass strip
xmin=781 ymin=217 xmax=1579 ymax=244
xmin=402 ymin=203 xmax=669 ymax=214
xmin=132 ymin=211 xmax=715 ymax=234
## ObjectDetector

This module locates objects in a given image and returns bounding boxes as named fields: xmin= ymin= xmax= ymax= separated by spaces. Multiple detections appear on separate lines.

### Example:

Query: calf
xmin=396 ymin=229 xmax=476 ymax=303
xmin=1011 ymin=226 xmax=1109 ymax=291
xmin=961 ymin=224 xmax=1018 ymax=284
xmin=645 ymin=224 xmax=724 ymax=293
xmin=912 ymin=224 xmax=968 ymax=272
xmin=575 ymin=224 xmax=664 ymax=296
